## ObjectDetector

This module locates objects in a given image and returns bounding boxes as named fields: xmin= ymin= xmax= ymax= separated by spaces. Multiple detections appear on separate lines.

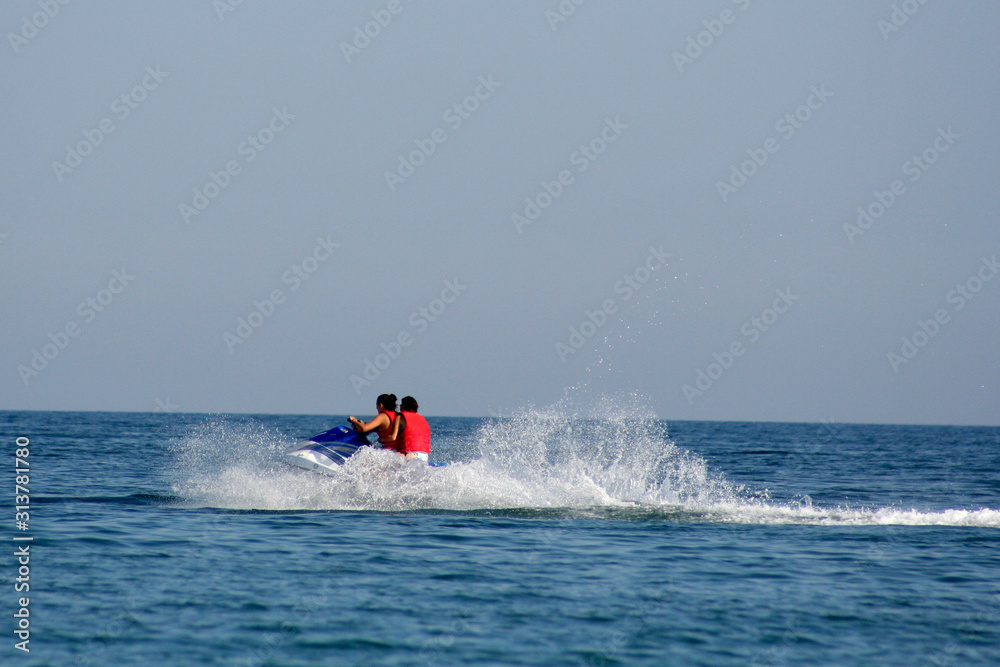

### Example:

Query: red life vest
xmin=401 ymin=411 xmax=431 ymax=454
xmin=378 ymin=410 xmax=404 ymax=453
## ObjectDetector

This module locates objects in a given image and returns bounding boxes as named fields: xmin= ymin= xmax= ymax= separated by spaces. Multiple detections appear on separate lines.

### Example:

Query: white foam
xmin=168 ymin=407 xmax=999 ymax=528
xmin=678 ymin=503 xmax=1000 ymax=527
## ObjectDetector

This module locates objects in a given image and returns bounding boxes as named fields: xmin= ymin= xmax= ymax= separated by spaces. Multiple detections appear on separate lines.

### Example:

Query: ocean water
xmin=4 ymin=406 xmax=999 ymax=666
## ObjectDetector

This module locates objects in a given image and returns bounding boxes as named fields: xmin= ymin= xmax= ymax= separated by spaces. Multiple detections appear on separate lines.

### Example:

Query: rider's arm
xmin=350 ymin=414 xmax=388 ymax=434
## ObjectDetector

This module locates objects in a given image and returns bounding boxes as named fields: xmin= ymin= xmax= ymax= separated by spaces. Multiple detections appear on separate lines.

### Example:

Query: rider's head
xmin=400 ymin=396 xmax=419 ymax=412
xmin=376 ymin=394 xmax=397 ymax=411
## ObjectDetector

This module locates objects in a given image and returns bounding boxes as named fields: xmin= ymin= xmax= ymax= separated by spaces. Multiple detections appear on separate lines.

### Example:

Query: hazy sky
xmin=3 ymin=1 xmax=998 ymax=425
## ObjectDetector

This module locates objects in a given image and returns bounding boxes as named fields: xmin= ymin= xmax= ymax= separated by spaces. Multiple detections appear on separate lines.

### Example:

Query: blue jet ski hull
xmin=286 ymin=425 xmax=371 ymax=474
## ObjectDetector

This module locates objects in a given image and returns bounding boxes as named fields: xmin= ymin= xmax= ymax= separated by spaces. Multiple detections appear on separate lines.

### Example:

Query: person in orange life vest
xmin=388 ymin=396 xmax=431 ymax=462
xmin=348 ymin=394 xmax=404 ymax=454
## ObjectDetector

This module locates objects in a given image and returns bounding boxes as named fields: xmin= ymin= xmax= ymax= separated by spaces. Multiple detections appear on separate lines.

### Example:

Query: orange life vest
xmin=400 ymin=411 xmax=431 ymax=454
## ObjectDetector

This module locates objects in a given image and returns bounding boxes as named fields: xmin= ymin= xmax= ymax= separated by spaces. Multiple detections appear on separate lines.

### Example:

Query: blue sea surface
xmin=4 ymin=409 xmax=999 ymax=666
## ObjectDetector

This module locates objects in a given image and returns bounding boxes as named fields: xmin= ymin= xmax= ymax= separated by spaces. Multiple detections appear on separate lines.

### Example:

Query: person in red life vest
xmin=388 ymin=395 xmax=431 ymax=462
xmin=348 ymin=393 xmax=404 ymax=454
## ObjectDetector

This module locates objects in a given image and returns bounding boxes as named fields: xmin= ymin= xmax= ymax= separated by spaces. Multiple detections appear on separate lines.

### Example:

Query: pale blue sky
xmin=3 ymin=1 xmax=998 ymax=425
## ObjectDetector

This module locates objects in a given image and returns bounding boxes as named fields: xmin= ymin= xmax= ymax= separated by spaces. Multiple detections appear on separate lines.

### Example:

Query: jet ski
xmin=286 ymin=424 xmax=449 ymax=475
xmin=286 ymin=425 xmax=372 ymax=475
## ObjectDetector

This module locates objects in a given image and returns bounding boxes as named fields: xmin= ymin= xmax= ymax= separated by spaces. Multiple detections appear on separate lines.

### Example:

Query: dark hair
xmin=400 ymin=396 xmax=418 ymax=412
xmin=377 ymin=394 xmax=397 ymax=411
